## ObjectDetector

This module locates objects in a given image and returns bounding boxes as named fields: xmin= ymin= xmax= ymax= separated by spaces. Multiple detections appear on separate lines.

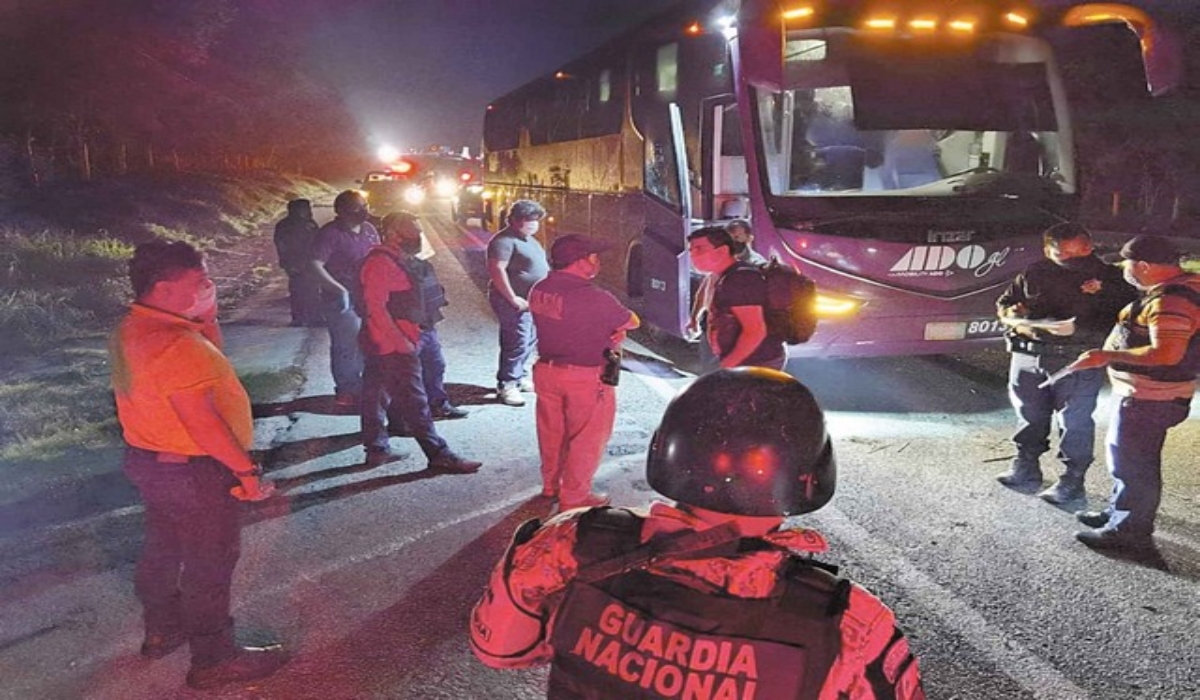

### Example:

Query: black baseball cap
xmin=550 ymin=234 xmax=612 ymax=267
xmin=1119 ymin=236 xmax=1181 ymax=265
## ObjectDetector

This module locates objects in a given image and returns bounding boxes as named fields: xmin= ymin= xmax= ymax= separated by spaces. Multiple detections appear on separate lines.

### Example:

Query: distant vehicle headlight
xmin=403 ymin=185 xmax=427 ymax=205
xmin=434 ymin=178 xmax=458 ymax=198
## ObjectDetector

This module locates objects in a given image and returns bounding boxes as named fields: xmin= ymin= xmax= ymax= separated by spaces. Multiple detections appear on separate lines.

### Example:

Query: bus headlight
xmin=815 ymin=292 xmax=863 ymax=318
xmin=434 ymin=178 xmax=458 ymax=197
xmin=403 ymin=185 xmax=427 ymax=205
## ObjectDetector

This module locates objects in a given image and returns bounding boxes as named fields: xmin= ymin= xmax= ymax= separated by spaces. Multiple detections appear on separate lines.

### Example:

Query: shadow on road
xmin=239 ymin=498 xmax=552 ymax=697
xmin=253 ymin=383 xmax=498 ymax=420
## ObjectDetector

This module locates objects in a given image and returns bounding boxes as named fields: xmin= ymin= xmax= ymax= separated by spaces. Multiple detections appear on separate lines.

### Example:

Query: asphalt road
xmin=0 ymin=206 xmax=1197 ymax=699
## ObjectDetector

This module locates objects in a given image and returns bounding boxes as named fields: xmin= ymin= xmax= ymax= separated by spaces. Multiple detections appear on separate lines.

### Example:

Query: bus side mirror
xmin=1060 ymin=3 xmax=1184 ymax=95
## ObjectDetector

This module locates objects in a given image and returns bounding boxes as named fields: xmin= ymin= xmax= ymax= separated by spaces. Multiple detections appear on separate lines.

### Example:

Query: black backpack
xmin=759 ymin=256 xmax=818 ymax=344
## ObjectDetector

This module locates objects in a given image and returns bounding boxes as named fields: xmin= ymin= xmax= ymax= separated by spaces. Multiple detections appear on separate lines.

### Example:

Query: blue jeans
xmin=489 ymin=291 xmax=537 ymax=388
xmin=123 ymin=448 xmax=240 ymax=667
xmin=1104 ymin=396 xmax=1190 ymax=535
xmin=325 ymin=293 xmax=364 ymax=396
xmin=417 ymin=328 xmax=450 ymax=408
xmin=361 ymin=351 xmax=450 ymax=461
xmin=1008 ymin=352 xmax=1103 ymax=473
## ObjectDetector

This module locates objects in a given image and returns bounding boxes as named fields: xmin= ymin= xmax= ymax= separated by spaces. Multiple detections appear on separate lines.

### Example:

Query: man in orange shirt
xmin=109 ymin=241 xmax=287 ymax=690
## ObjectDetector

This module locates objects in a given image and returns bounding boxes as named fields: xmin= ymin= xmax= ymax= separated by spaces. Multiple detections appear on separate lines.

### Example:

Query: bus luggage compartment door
xmin=637 ymin=218 xmax=690 ymax=337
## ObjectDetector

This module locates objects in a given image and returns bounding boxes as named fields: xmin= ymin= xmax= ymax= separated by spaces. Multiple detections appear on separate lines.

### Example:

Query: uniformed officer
xmin=470 ymin=368 xmax=925 ymax=700
xmin=528 ymin=234 xmax=640 ymax=510
xmin=995 ymin=223 xmax=1135 ymax=504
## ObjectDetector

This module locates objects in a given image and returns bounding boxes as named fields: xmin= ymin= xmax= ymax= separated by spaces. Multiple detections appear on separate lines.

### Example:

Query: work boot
xmin=1075 ymin=527 xmax=1153 ymax=552
xmin=1039 ymin=476 xmax=1086 ymax=505
xmin=429 ymin=452 xmax=482 ymax=473
xmin=995 ymin=459 xmax=1042 ymax=490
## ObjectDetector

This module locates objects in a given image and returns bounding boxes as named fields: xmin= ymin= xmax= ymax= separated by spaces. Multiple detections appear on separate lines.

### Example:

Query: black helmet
xmin=507 ymin=199 xmax=545 ymax=222
xmin=646 ymin=368 xmax=836 ymax=516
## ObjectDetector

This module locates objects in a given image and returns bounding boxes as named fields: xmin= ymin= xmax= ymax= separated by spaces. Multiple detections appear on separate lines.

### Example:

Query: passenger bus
xmin=479 ymin=0 xmax=1178 ymax=357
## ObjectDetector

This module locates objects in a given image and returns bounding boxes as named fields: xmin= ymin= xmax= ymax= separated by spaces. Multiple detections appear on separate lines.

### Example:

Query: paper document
xmin=1038 ymin=358 xmax=1088 ymax=389
xmin=1006 ymin=317 xmax=1077 ymax=336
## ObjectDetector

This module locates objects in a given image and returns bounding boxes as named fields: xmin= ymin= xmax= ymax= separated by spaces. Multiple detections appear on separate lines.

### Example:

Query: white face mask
xmin=185 ymin=283 xmax=218 ymax=318
xmin=1122 ymin=263 xmax=1146 ymax=290
xmin=519 ymin=220 xmax=540 ymax=236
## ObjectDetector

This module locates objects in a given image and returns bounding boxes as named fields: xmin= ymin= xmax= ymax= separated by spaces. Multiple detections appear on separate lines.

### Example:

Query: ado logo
xmin=890 ymin=245 xmax=1010 ymax=278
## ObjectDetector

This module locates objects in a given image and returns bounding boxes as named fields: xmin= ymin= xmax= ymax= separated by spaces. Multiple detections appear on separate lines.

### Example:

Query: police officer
xmin=529 ymin=234 xmax=640 ymax=510
xmin=470 ymin=368 xmax=925 ymax=700
xmin=995 ymin=223 xmax=1135 ymax=504
xmin=1070 ymin=236 xmax=1200 ymax=550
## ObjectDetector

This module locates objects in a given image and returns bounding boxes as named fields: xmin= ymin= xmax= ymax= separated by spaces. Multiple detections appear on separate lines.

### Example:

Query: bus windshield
xmin=755 ymin=29 xmax=1074 ymax=199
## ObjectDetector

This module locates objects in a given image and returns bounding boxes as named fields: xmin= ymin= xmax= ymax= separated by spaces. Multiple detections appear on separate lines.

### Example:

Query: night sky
xmin=307 ymin=0 xmax=681 ymax=155
xmin=295 ymin=0 xmax=1196 ymax=158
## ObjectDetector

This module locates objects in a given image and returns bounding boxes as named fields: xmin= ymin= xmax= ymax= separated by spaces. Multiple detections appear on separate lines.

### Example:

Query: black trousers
xmin=123 ymin=447 xmax=241 ymax=667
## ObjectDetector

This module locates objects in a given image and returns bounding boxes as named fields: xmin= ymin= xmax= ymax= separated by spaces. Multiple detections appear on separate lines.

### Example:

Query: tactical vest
xmin=363 ymin=249 xmax=447 ymax=328
xmin=1109 ymin=283 xmax=1200 ymax=383
xmin=547 ymin=508 xmax=849 ymax=700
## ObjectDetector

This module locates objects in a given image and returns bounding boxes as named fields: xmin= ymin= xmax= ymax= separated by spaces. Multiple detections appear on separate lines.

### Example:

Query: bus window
xmin=757 ymin=29 xmax=1072 ymax=197
xmin=657 ymin=43 xmax=678 ymax=97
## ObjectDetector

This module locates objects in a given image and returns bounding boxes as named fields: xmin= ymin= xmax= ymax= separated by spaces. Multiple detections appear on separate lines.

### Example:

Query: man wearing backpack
xmin=470 ymin=368 xmax=925 ymax=700
xmin=1069 ymin=236 xmax=1200 ymax=551
xmin=687 ymin=226 xmax=786 ymax=370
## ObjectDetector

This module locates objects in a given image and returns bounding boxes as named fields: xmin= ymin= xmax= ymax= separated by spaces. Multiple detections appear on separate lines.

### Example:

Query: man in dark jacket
xmin=994 ymin=223 xmax=1136 ymax=503
xmin=273 ymin=199 xmax=323 ymax=326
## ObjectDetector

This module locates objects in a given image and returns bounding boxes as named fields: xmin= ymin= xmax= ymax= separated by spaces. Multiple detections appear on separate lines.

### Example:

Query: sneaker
xmin=1075 ymin=527 xmax=1153 ymax=551
xmin=140 ymin=631 xmax=186 ymax=659
xmin=186 ymin=646 xmax=289 ymax=690
xmin=432 ymin=403 xmax=469 ymax=419
xmin=429 ymin=453 xmax=482 ymax=473
xmin=498 ymin=386 xmax=526 ymax=406
xmin=1075 ymin=510 xmax=1111 ymax=528
xmin=518 ymin=378 xmax=535 ymax=393
xmin=1038 ymin=479 xmax=1085 ymax=505
xmin=560 ymin=492 xmax=610 ymax=510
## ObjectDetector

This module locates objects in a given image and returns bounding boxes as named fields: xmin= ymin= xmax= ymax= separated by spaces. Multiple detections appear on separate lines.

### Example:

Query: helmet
xmin=507 ymin=199 xmax=545 ymax=222
xmin=646 ymin=368 xmax=836 ymax=516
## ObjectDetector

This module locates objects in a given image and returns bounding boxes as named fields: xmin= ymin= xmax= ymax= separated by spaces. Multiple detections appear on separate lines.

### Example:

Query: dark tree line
xmin=0 ymin=0 xmax=363 ymax=186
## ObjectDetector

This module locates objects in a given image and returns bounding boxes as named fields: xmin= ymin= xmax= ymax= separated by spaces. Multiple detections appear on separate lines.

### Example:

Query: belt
xmin=1006 ymin=335 xmax=1080 ymax=357
xmin=131 ymin=446 xmax=195 ymax=463
xmin=536 ymin=359 xmax=602 ymax=371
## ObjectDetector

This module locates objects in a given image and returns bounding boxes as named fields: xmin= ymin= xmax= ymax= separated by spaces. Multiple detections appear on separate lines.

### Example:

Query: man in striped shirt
xmin=1070 ymin=236 xmax=1199 ymax=551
